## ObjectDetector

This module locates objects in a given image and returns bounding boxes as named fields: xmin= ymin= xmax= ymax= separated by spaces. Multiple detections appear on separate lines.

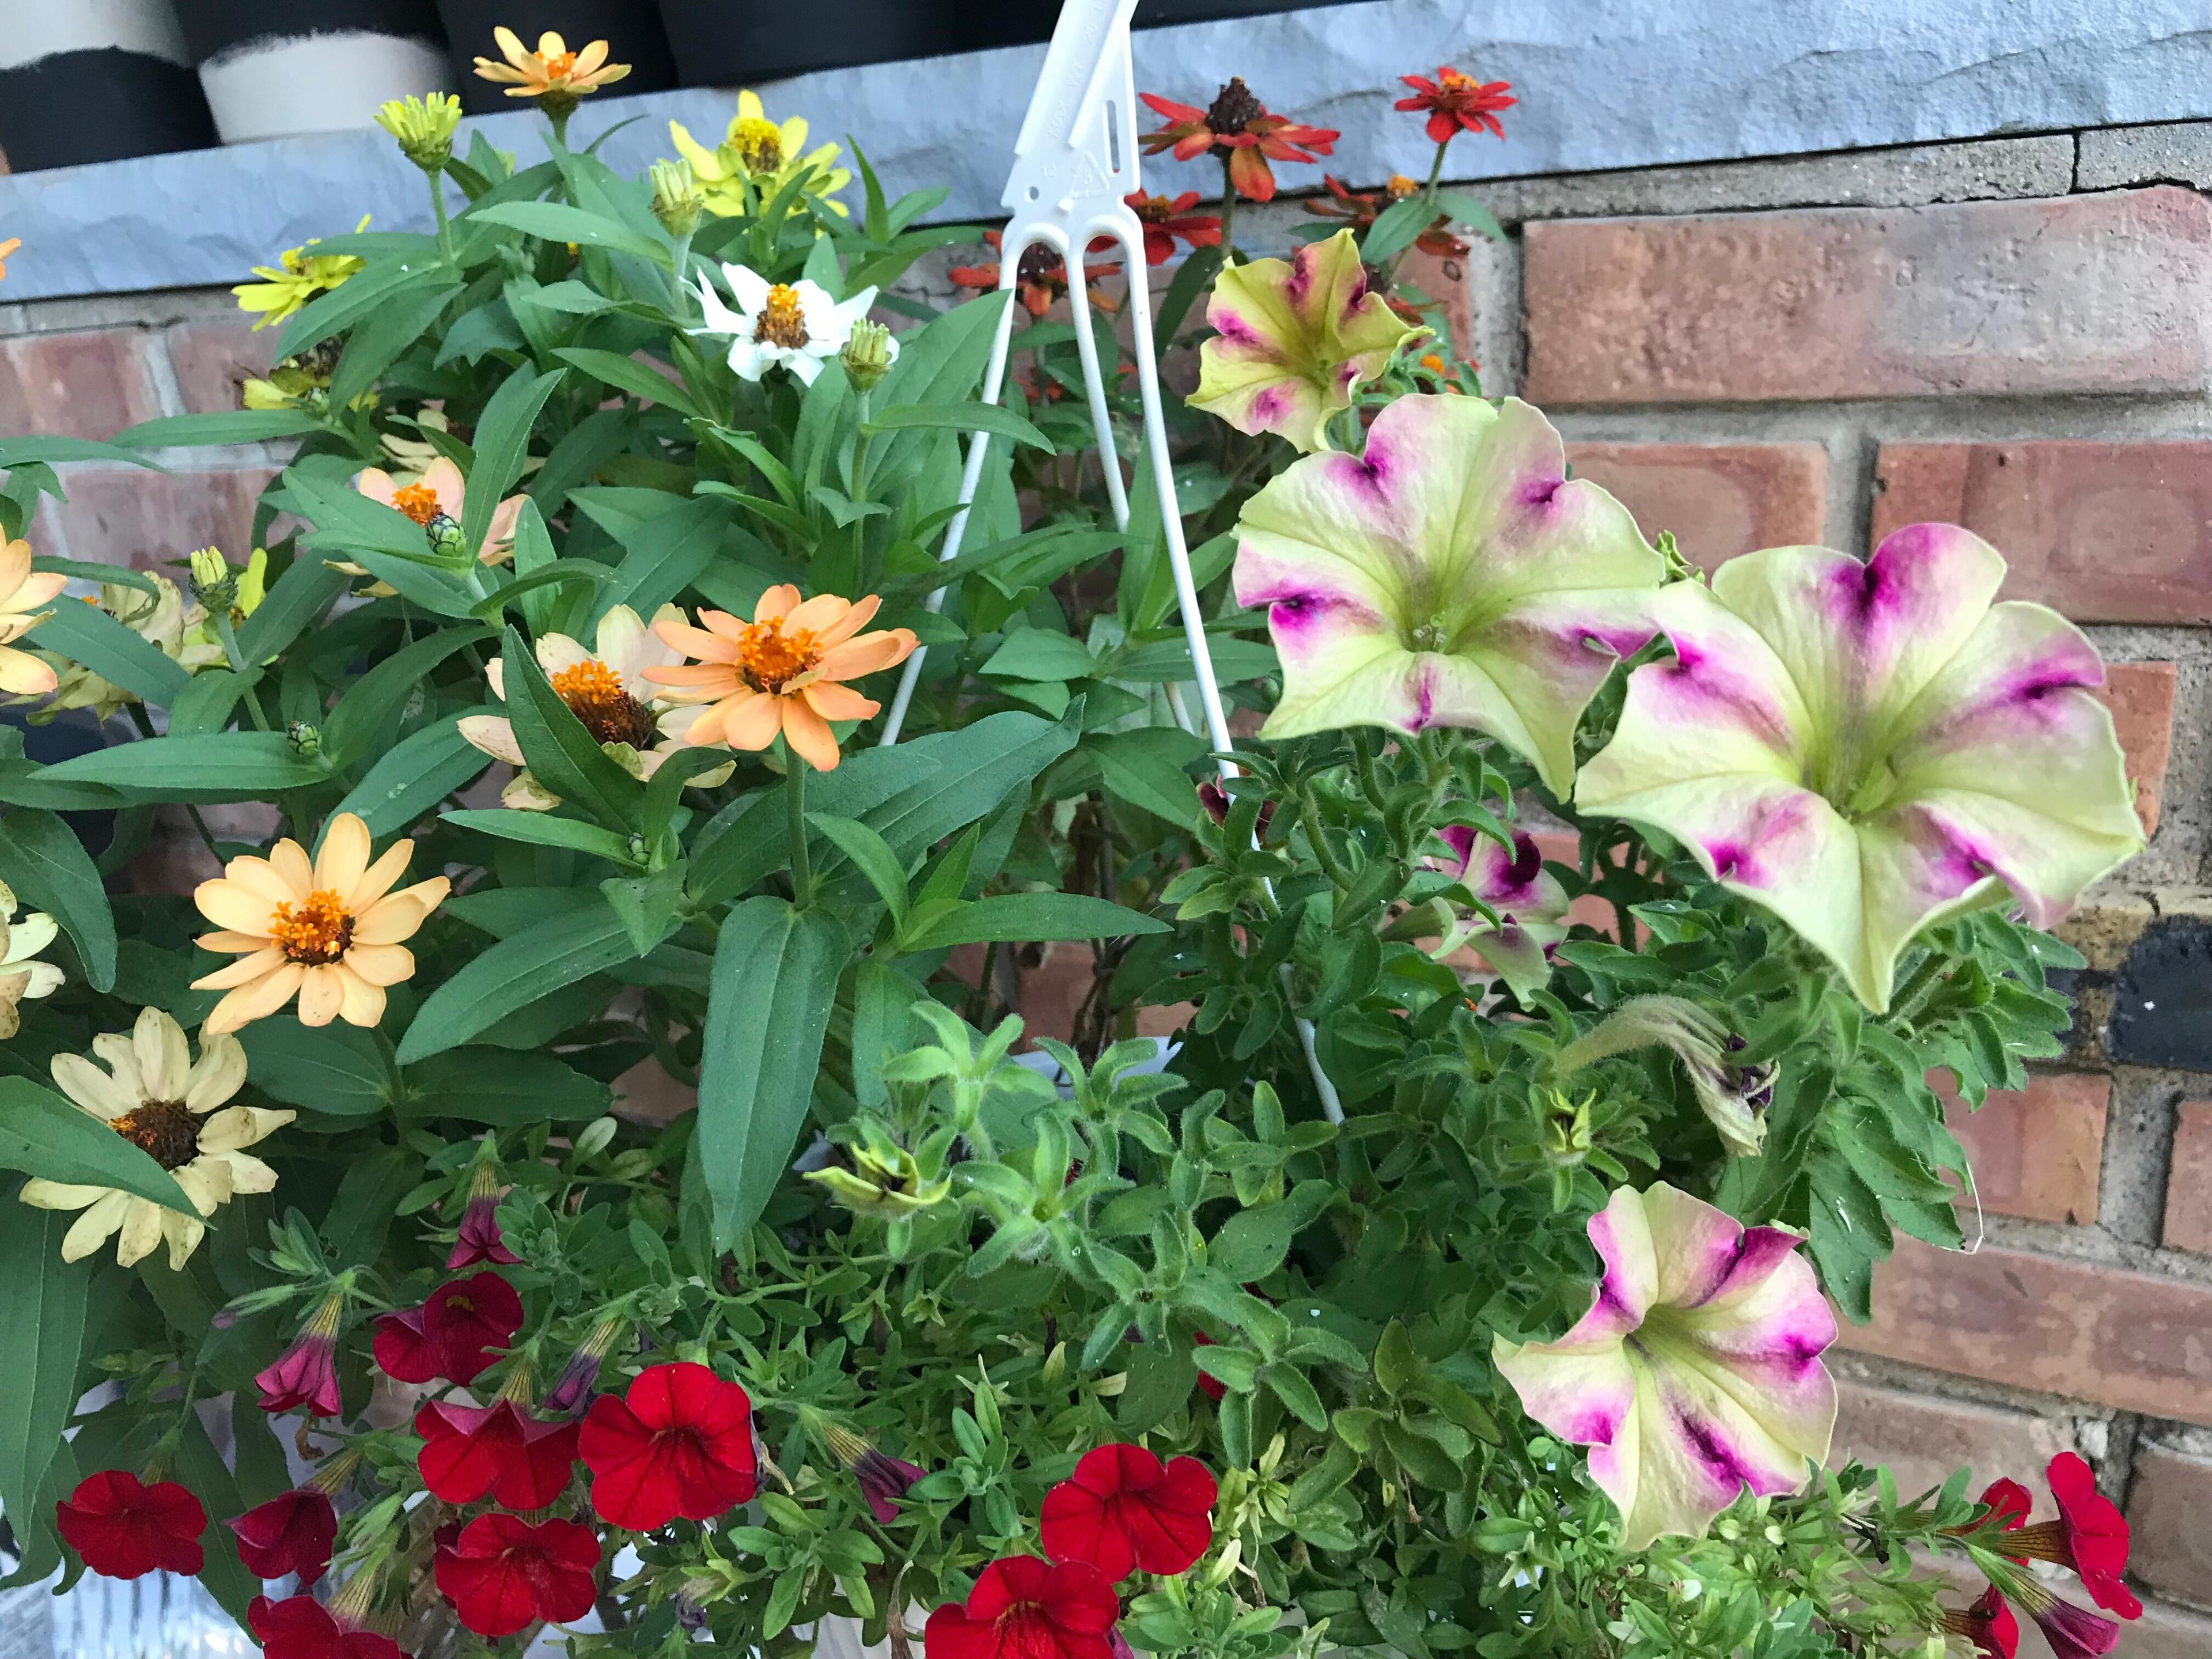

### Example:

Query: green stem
xmin=1217 ymin=157 xmax=1238 ymax=266
xmin=1349 ymin=729 xmax=1388 ymax=813
xmin=667 ymin=228 xmax=696 ymax=319
xmin=786 ymin=750 xmax=813 ymax=907
xmin=1422 ymin=137 xmax=1452 ymax=208
xmin=429 ymin=171 xmax=456 ymax=268
xmin=1298 ymin=789 xmax=1355 ymax=893
xmin=213 ymin=615 xmax=273 ymax=730
xmin=1885 ymin=953 xmax=1950 ymax=1027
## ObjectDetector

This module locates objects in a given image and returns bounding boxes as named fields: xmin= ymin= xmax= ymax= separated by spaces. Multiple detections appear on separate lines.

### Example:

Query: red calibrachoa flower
xmin=415 ymin=1397 xmax=581 ymax=1509
xmin=227 ymin=1488 xmax=336 ymax=1585
xmin=1138 ymin=78 xmax=1336 ymax=203
xmin=1970 ymin=1456 xmax=2141 ymax=1618
xmin=1303 ymin=174 xmax=1466 ymax=257
xmin=1942 ymin=1586 xmax=2019 ymax=1659
xmin=923 ymin=1556 xmax=1120 ymax=1659
xmin=255 ymin=1294 xmax=344 ymax=1416
xmin=1394 ymin=66 xmax=1516 ymax=143
xmin=434 ymin=1513 xmax=599 ymax=1638
xmin=248 ymin=1593 xmax=407 ymax=1659
xmin=579 ymin=1360 xmax=758 ymax=1529
xmin=1041 ymin=1444 xmax=1217 ymax=1580
xmin=55 ymin=1469 xmax=206 ymax=1579
xmin=1123 ymin=191 xmax=1221 ymax=266
xmin=372 ymin=1271 xmax=522 ymax=1386
xmin=949 ymin=230 xmax=1122 ymax=317
xmin=446 ymin=1161 xmax=520 ymax=1268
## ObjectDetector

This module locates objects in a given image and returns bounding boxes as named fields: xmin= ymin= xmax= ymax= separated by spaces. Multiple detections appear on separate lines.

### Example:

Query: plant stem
xmin=1885 ymin=952 xmax=1950 ymax=1027
xmin=1422 ymin=137 xmax=1452 ymax=208
xmin=666 ymin=229 xmax=696 ymax=320
xmin=786 ymin=749 xmax=813 ymax=907
xmin=1298 ymin=789 xmax=1355 ymax=893
xmin=1217 ymin=157 xmax=1238 ymax=265
xmin=1349 ymin=729 xmax=1388 ymax=813
xmin=429 ymin=171 xmax=456 ymax=268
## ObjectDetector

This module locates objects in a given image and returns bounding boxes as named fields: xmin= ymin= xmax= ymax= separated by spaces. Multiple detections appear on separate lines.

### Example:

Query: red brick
xmin=1566 ymin=443 xmax=1827 ymax=566
xmin=1840 ymin=1237 xmax=2212 ymax=1425
xmin=2164 ymin=1102 xmax=2212 ymax=1255
xmin=1524 ymin=187 xmax=2212 ymax=404
xmin=1933 ymin=1071 xmax=2107 ymax=1226
xmin=37 ymin=467 xmax=274 ymax=571
xmin=164 ymin=313 xmax=277 ymax=415
xmin=1397 ymin=245 xmax=1474 ymax=364
xmin=0 ymin=329 xmax=162 ymax=441
xmin=2127 ymin=1444 xmax=2212 ymax=1608
xmin=2093 ymin=662 xmax=2178 ymax=836
xmin=1872 ymin=441 xmax=2212 ymax=624
xmin=1828 ymin=1379 xmax=2075 ymax=1499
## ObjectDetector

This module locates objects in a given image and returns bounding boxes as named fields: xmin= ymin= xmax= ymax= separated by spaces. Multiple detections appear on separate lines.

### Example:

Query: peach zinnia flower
xmin=0 ymin=536 xmax=67 ymax=695
xmin=191 ymin=813 xmax=449 ymax=1035
xmin=472 ymin=28 xmax=630 ymax=101
xmin=354 ymin=456 xmax=525 ymax=566
xmin=646 ymin=586 xmax=916 ymax=772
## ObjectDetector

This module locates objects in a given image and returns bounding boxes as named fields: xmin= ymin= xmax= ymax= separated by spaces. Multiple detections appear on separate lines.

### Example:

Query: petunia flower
xmin=248 ymin=1592 xmax=404 ymax=1659
xmin=923 ymin=1556 xmax=1120 ymax=1659
xmin=1421 ymin=826 xmax=1570 ymax=1001
xmin=1230 ymin=394 xmax=1662 ymax=794
xmin=1493 ymin=1181 xmax=1838 ymax=1549
xmin=1125 ymin=192 xmax=1222 ymax=266
xmin=579 ymin=1360 xmax=759 ymax=1529
xmin=190 ymin=812 xmax=450 ymax=1035
xmin=646 ymin=585 xmax=918 ymax=772
xmin=820 ymin=1421 xmax=925 ymax=1523
xmin=0 ymin=536 xmax=67 ymax=695
xmin=55 ymin=1469 xmax=206 ymax=1580
xmin=949 ymin=230 xmax=1122 ymax=318
xmin=353 ymin=455 xmax=527 ymax=571
xmin=446 ymin=1159 xmax=521 ymax=1268
xmin=1966 ymin=1455 xmax=2142 ymax=1620
xmin=1189 ymin=228 xmax=1418 ymax=453
xmin=253 ymin=1292 xmax=345 ymax=1416
xmin=691 ymin=264 xmax=878 ymax=385
xmin=415 ymin=1397 xmax=582 ymax=1510
xmin=669 ymin=89 xmax=851 ymax=218
xmin=1139 ymin=78 xmax=1337 ymax=203
xmin=471 ymin=28 xmax=629 ymax=104
xmin=227 ymin=1488 xmax=337 ymax=1586
xmin=459 ymin=603 xmax=730 ymax=812
xmin=434 ymin=1513 xmax=600 ymax=1639
xmin=1573 ymin=526 xmax=2145 ymax=1011
xmin=233 ymin=232 xmax=366 ymax=331
xmin=0 ymin=877 xmax=65 ymax=1037
xmin=373 ymin=1270 xmax=523 ymax=1387
xmin=1303 ymin=173 xmax=1466 ymax=257
xmin=18 ymin=1007 xmax=283 ymax=1270
xmin=546 ymin=1315 xmax=627 ymax=1415
xmin=1942 ymin=1586 xmax=2020 ymax=1659
xmin=1040 ymin=1443 xmax=1217 ymax=1581
xmin=1395 ymin=67 xmax=1517 ymax=143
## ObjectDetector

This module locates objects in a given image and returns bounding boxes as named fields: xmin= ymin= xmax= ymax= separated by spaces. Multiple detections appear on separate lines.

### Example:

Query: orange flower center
xmin=1438 ymin=67 xmax=1474 ymax=91
xmin=543 ymin=50 xmax=577 ymax=82
xmin=1133 ymin=194 xmax=1172 ymax=222
xmin=549 ymin=659 xmax=660 ymax=748
xmin=271 ymin=889 xmax=355 ymax=965
xmin=113 ymin=1101 xmax=199 ymax=1170
xmin=1386 ymin=174 xmax=1419 ymax=200
xmin=753 ymin=285 xmax=810 ymax=349
xmin=734 ymin=622 xmax=820 ymax=694
xmin=391 ymin=483 xmax=442 ymax=525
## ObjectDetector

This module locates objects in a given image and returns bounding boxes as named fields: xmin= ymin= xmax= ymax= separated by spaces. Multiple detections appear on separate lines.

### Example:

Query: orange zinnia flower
xmin=645 ymin=586 xmax=916 ymax=772
xmin=0 ymin=238 xmax=21 ymax=282
xmin=191 ymin=813 xmax=449 ymax=1035
xmin=472 ymin=28 xmax=630 ymax=101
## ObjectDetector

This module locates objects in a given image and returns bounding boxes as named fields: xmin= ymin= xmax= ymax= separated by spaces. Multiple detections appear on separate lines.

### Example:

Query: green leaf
xmin=37 ymin=731 xmax=329 ymax=800
xmin=1434 ymin=190 xmax=1508 ymax=244
xmin=903 ymin=891 xmax=1166 ymax=949
xmin=113 ymin=410 xmax=328 ymax=448
xmin=1210 ymin=1204 xmax=1295 ymax=1281
xmin=808 ymin=812 xmax=909 ymax=922
xmin=500 ymin=626 xmax=645 ymax=830
xmin=331 ymin=279 xmax=465 ymax=410
xmin=1362 ymin=196 xmax=1439 ymax=265
xmin=288 ymin=468 xmax=438 ymax=560
xmin=468 ymin=200 xmax=673 ymax=266
xmin=28 ymin=556 xmax=158 ymax=597
xmin=463 ymin=366 xmax=567 ymax=574
xmin=865 ymin=401 xmax=1054 ymax=453
xmin=237 ymin=1020 xmax=399 ymax=1117
xmin=0 ymin=436 xmax=161 ymax=471
xmin=602 ymin=494 xmax=730 ymax=616
xmin=274 ymin=253 xmax=453 ymax=360
xmin=554 ymin=347 xmax=706 ymax=421
xmin=26 ymin=600 xmax=190 ymax=709
xmin=0 ymin=808 xmax=115 ymax=991
xmin=321 ymin=624 xmax=491 ymax=769
xmin=697 ymin=897 xmax=849 ymax=1249
xmin=1154 ymin=243 xmax=1225 ymax=354
xmin=1088 ymin=728 xmax=1207 ymax=827
xmin=0 ymin=1076 xmax=194 ymax=1214
xmin=980 ymin=630 xmax=1093 ymax=682
xmin=403 ymin=1048 xmax=612 ymax=1123
xmin=236 ymin=554 xmax=347 ymax=664
xmin=323 ymin=1146 xmax=419 ymax=1268
xmin=468 ymin=559 xmax=618 ymax=623
xmin=0 ymin=1205 xmax=94 ymax=1555
xmin=333 ymin=714 xmax=494 ymax=838
xmin=443 ymin=807 xmax=641 ymax=865
xmin=397 ymin=896 xmax=636 ymax=1062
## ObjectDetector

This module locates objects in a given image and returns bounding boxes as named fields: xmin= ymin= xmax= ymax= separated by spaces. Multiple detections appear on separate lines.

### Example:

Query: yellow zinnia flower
xmin=668 ymin=90 xmax=850 ymax=219
xmin=18 ymin=1007 xmax=286 ymax=1270
xmin=472 ymin=28 xmax=630 ymax=103
xmin=0 ymin=536 xmax=67 ymax=696
xmin=233 ymin=218 xmax=372 ymax=331
xmin=0 ymin=238 xmax=20 ymax=282
xmin=190 ymin=812 xmax=449 ymax=1035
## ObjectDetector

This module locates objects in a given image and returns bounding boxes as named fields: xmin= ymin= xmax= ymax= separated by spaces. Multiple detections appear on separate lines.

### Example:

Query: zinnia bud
xmin=839 ymin=319 xmax=899 ymax=392
xmin=375 ymin=92 xmax=463 ymax=172
xmin=286 ymin=721 xmax=321 ymax=757
xmin=649 ymin=159 xmax=706 ymax=237
xmin=424 ymin=511 xmax=468 ymax=563
xmin=253 ymin=1294 xmax=345 ymax=1417
xmin=187 ymin=547 xmax=237 ymax=616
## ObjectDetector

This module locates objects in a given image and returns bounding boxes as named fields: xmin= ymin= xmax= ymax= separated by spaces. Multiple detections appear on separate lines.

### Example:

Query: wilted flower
xmin=1421 ymin=826 xmax=1570 ymax=1001
xmin=691 ymin=263 xmax=878 ymax=385
xmin=1125 ymin=191 xmax=1222 ymax=265
xmin=1574 ymin=526 xmax=2144 ymax=1010
xmin=649 ymin=158 xmax=705 ymax=237
xmin=1395 ymin=67 xmax=1517 ymax=143
xmin=0 ymin=878 xmax=62 ymax=1039
xmin=1139 ymin=77 xmax=1338 ymax=203
xmin=1304 ymin=173 xmax=1465 ymax=256
xmin=804 ymin=1122 xmax=950 ymax=1216
xmin=232 ymin=225 xmax=369 ymax=330
xmin=375 ymin=92 xmax=462 ymax=171
xmin=33 ymin=574 xmax=210 ymax=721
xmin=448 ymin=1157 xmax=521 ymax=1268
xmin=1548 ymin=995 xmax=1774 ymax=1157
xmin=669 ymin=89 xmax=851 ymax=218
xmin=948 ymin=230 xmax=1122 ymax=318
xmin=1230 ymin=395 xmax=1662 ymax=793
xmin=818 ymin=1421 xmax=925 ymax=1523
xmin=546 ymin=1315 xmax=627 ymax=1414
xmin=471 ymin=27 xmax=629 ymax=111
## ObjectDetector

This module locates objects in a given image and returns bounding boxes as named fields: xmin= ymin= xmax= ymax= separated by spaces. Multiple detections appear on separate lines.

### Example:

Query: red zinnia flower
xmin=434 ymin=1513 xmax=599 ymax=1639
xmin=55 ymin=1469 xmax=206 ymax=1580
xmin=1138 ymin=78 xmax=1336 ymax=203
xmin=1393 ymin=67 xmax=1516 ymax=143
xmin=373 ymin=1271 xmax=522 ymax=1387
xmin=1123 ymin=192 xmax=1221 ymax=266
xmin=248 ymin=1593 xmax=406 ymax=1659
xmin=447 ymin=1162 xmax=520 ymax=1268
xmin=227 ymin=1488 xmax=336 ymax=1585
xmin=949 ymin=230 xmax=1122 ymax=318
xmin=1303 ymin=174 xmax=1467 ymax=257
xmin=1942 ymin=1586 xmax=2019 ymax=1659
xmin=923 ymin=1556 xmax=1120 ymax=1659
xmin=578 ymin=1361 xmax=758 ymax=1529
xmin=1041 ymin=1444 xmax=1217 ymax=1580
xmin=415 ymin=1397 xmax=581 ymax=1509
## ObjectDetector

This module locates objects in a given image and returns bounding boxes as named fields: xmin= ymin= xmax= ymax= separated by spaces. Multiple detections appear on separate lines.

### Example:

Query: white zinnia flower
xmin=691 ymin=263 xmax=880 ymax=385
xmin=0 ymin=878 xmax=64 ymax=1037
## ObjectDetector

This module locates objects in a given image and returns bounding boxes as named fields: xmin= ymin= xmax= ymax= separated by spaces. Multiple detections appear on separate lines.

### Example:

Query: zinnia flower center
xmin=753 ymin=285 xmax=811 ymax=350
xmin=543 ymin=50 xmax=577 ymax=81
xmin=1387 ymin=174 xmax=1419 ymax=199
xmin=113 ymin=1100 xmax=200 ymax=1169
xmin=391 ymin=483 xmax=442 ymax=525
xmin=1205 ymin=77 xmax=1263 ymax=136
xmin=549 ymin=660 xmax=660 ymax=749
xmin=271 ymin=889 xmax=355 ymax=965
xmin=1133 ymin=194 xmax=1172 ymax=223
xmin=736 ymin=116 xmax=785 ymax=174
xmin=734 ymin=622 xmax=820 ymax=694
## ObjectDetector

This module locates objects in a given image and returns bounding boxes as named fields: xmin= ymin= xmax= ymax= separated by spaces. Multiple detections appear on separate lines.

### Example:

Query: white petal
xmin=723 ymin=263 xmax=772 ymax=312
xmin=184 ymin=1032 xmax=248 ymax=1113
xmin=4 ymin=910 xmax=56 ymax=964
xmin=134 ymin=1007 xmax=191 ymax=1105
xmin=50 ymin=1052 xmax=138 ymax=1120
xmin=61 ymin=1192 xmax=132 ymax=1261
xmin=195 ymin=1104 xmax=294 ymax=1153
xmin=725 ymin=338 xmax=771 ymax=382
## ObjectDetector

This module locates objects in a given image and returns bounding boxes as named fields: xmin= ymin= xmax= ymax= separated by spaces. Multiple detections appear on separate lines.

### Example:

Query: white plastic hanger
xmin=876 ymin=0 xmax=1343 ymax=1121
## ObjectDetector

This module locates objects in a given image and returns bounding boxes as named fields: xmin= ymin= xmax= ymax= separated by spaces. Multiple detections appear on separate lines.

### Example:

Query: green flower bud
xmin=839 ymin=319 xmax=898 ymax=392
xmin=186 ymin=547 xmax=237 ymax=616
xmin=649 ymin=159 xmax=705 ymax=238
xmin=424 ymin=511 xmax=468 ymax=563
xmin=375 ymin=93 xmax=463 ymax=173
xmin=286 ymin=721 xmax=321 ymax=757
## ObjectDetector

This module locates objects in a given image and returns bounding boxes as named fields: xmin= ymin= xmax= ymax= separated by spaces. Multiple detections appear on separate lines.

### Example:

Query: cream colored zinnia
xmin=0 ymin=879 xmax=64 ymax=1037
xmin=18 ymin=1007 xmax=287 ymax=1269
xmin=191 ymin=813 xmax=449 ymax=1035
xmin=0 ymin=537 xmax=66 ymax=695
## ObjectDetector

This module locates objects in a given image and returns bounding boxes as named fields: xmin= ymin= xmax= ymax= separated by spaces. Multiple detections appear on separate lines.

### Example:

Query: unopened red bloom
xmin=55 ymin=1469 xmax=205 ymax=1580
xmin=255 ymin=1295 xmax=345 ymax=1417
xmin=447 ymin=1162 xmax=519 ymax=1268
xmin=1394 ymin=66 xmax=1516 ymax=143
xmin=248 ymin=1593 xmax=406 ymax=1659
xmin=923 ymin=1555 xmax=1120 ymax=1659
xmin=227 ymin=1488 xmax=336 ymax=1585
xmin=415 ymin=1398 xmax=581 ymax=1509
xmin=823 ymin=1422 xmax=924 ymax=1523
xmin=1138 ymin=78 xmax=1336 ymax=203
xmin=579 ymin=1360 xmax=757 ymax=1529
xmin=1124 ymin=191 xmax=1221 ymax=266
xmin=2013 ymin=1581 xmax=2122 ymax=1659
xmin=1304 ymin=173 xmax=1467 ymax=257
xmin=949 ymin=230 xmax=1122 ymax=317
xmin=373 ymin=1271 xmax=522 ymax=1386
xmin=434 ymin=1513 xmax=599 ymax=1639
xmin=1041 ymin=1443 xmax=1217 ymax=1580
xmin=1942 ymin=1586 xmax=2019 ymax=1659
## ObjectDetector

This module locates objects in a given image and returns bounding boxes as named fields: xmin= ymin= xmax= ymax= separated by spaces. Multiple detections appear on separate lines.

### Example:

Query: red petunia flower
xmin=949 ymin=230 xmax=1123 ymax=318
xmin=447 ymin=1162 xmax=520 ymax=1268
xmin=1138 ymin=78 xmax=1336 ymax=203
xmin=373 ymin=1272 xmax=522 ymax=1387
xmin=415 ymin=1398 xmax=581 ymax=1509
xmin=433 ymin=1513 xmax=599 ymax=1639
xmin=56 ymin=1470 xmax=206 ymax=1580
xmin=578 ymin=1361 xmax=758 ymax=1529
xmin=2013 ymin=1581 xmax=2122 ymax=1659
xmin=1393 ymin=67 xmax=1516 ymax=144
xmin=1973 ymin=1457 xmax=2141 ymax=1620
xmin=923 ymin=1556 xmax=1120 ymax=1659
xmin=1041 ymin=1444 xmax=1217 ymax=1580
xmin=248 ymin=1593 xmax=407 ymax=1659
xmin=1303 ymin=173 xmax=1467 ymax=257
xmin=1942 ymin=1585 xmax=2020 ymax=1659
xmin=227 ymin=1488 xmax=337 ymax=1585
xmin=1124 ymin=192 xmax=1221 ymax=266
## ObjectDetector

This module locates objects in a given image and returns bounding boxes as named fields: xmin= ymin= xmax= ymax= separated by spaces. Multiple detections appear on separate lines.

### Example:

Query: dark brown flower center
xmin=753 ymin=285 xmax=810 ymax=349
xmin=114 ymin=1101 xmax=200 ymax=1170
xmin=272 ymin=889 xmax=355 ymax=965
xmin=550 ymin=660 xmax=660 ymax=749
xmin=1205 ymin=77 xmax=1263 ymax=135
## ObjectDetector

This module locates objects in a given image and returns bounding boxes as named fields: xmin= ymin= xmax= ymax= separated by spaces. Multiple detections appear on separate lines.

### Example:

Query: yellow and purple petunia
xmin=1232 ymin=394 xmax=1663 ymax=793
xmin=1574 ymin=525 xmax=2142 ymax=1010
xmin=1495 ymin=1182 xmax=1838 ymax=1550
xmin=1423 ymin=827 xmax=1569 ymax=998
